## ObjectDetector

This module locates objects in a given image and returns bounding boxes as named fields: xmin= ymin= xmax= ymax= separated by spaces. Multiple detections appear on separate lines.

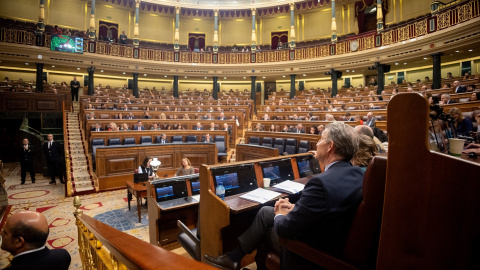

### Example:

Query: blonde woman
xmin=174 ymin=158 xmax=195 ymax=176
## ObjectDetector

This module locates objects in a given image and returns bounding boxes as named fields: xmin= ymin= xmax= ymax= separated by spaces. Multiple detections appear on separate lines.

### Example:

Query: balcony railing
xmin=0 ymin=0 xmax=478 ymax=65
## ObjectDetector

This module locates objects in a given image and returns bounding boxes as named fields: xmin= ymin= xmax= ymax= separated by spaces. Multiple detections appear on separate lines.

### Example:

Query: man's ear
xmin=327 ymin=141 xmax=335 ymax=153
xmin=14 ymin=236 xmax=25 ymax=249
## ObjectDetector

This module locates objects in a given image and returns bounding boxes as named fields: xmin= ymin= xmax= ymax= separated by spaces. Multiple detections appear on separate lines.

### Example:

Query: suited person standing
xmin=70 ymin=76 xmax=80 ymax=102
xmin=19 ymin=138 xmax=35 ymax=184
xmin=0 ymin=210 xmax=71 ymax=270
xmin=43 ymin=134 xmax=64 ymax=184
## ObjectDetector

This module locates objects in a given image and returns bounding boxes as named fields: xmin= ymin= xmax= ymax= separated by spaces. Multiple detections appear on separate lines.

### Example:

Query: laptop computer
xmin=134 ymin=173 xmax=149 ymax=183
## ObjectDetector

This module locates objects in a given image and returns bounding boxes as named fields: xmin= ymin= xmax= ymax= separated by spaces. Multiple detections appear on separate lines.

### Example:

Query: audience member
xmin=205 ymin=122 xmax=363 ymax=270
xmin=365 ymin=112 xmax=376 ymax=128
xmin=449 ymin=107 xmax=473 ymax=136
xmin=352 ymin=135 xmax=378 ymax=171
xmin=133 ymin=121 xmax=145 ymax=130
xmin=0 ymin=211 xmax=71 ymax=270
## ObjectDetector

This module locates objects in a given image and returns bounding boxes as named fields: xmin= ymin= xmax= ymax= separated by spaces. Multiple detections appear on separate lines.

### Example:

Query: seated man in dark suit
xmin=0 ymin=210 xmax=71 ymax=270
xmin=132 ymin=121 xmax=146 ymax=131
xmin=91 ymin=122 xmax=103 ymax=132
xmin=202 ymin=133 xmax=214 ymax=143
xmin=158 ymin=133 xmax=168 ymax=144
xmin=194 ymin=122 xmax=204 ymax=130
xmin=205 ymin=122 xmax=364 ymax=270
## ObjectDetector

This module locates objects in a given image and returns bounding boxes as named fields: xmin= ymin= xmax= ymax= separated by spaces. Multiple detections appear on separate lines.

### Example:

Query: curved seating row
xmin=248 ymin=137 xmax=309 ymax=155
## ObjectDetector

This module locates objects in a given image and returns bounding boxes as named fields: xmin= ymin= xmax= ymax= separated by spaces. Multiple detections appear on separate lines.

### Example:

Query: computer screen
xmin=260 ymin=159 xmax=294 ymax=185
xmin=297 ymin=161 xmax=311 ymax=174
xmin=154 ymin=179 xmax=188 ymax=202
xmin=190 ymin=181 xmax=200 ymax=195
xmin=212 ymin=163 xmax=257 ymax=197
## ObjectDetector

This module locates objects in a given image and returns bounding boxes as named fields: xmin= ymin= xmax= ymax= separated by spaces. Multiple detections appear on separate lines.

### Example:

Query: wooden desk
xmin=199 ymin=153 xmax=319 ymax=266
xmin=126 ymin=180 xmax=148 ymax=222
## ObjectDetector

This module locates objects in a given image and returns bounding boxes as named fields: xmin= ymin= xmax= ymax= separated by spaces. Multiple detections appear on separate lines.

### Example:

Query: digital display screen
xmin=260 ymin=159 xmax=294 ymax=185
xmin=191 ymin=181 xmax=200 ymax=195
xmin=50 ymin=34 xmax=83 ymax=54
xmin=263 ymin=166 xmax=281 ymax=181
xmin=156 ymin=186 xmax=174 ymax=200
xmin=297 ymin=161 xmax=311 ymax=174
xmin=212 ymin=164 xmax=257 ymax=197
xmin=215 ymin=173 xmax=239 ymax=191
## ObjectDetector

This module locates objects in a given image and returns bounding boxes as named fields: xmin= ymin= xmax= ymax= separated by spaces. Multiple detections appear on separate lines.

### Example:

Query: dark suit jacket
xmin=274 ymin=161 xmax=364 ymax=270
xmin=91 ymin=127 xmax=104 ymax=131
xmin=194 ymin=127 xmax=204 ymax=130
xmin=70 ymin=80 xmax=80 ymax=91
xmin=292 ymin=129 xmax=305 ymax=134
xmin=455 ymin=85 xmax=467 ymax=93
xmin=44 ymin=141 xmax=62 ymax=162
xmin=6 ymin=247 xmax=71 ymax=270
xmin=218 ymin=117 xmax=227 ymax=120
xmin=132 ymin=126 xmax=145 ymax=130
xmin=19 ymin=144 xmax=34 ymax=165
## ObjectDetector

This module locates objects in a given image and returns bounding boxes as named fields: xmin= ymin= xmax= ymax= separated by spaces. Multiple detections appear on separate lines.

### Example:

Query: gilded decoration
xmin=5 ymin=29 xmax=17 ymax=43
xmin=154 ymin=50 xmax=162 ymax=61
xmin=111 ymin=45 xmax=119 ymax=56
xmin=336 ymin=42 xmax=346 ymax=55
xmin=24 ymin=31 xmax=35 ymax=45
xmin=437 ymin=11 xmax=451 ymax=29
xmin=457 ymin=3 xmax=472 ymax=23
xmin=204 ymin=53 xmax=212 ymax=63
xmin=241 ymin=53 xmax=250 ymax=63
xmin=96 ymin=42 xmax=105 ymax=54
xmin=219 ymin=53 xmax=226 ymax=64
xmin=320 ymin=45 xmax=329 ymax=57
xmin=382 ymin=30 xmax=393 ymax=45
xmin=165 ymin=51 xmax=174 ymax=62
xmin=125 ymin=46 xmax=133 ymax=58
xmin=397 ymin=26 xmax=409 ymax=41
xmin=295 ymin=49 xmax=303 ymax=60
xmin=256 ymin=52 xmax=264 ymax=63
xmin=192 ymin=52 xmax=200 ymax=63
xmin=140 ymin=48 xmax=148 ymax=60
xmin=415 ymin=19 xmax=427 ymax=36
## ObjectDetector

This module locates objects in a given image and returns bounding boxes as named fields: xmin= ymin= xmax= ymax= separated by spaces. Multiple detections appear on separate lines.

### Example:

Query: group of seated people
xmin=91 ymin=120 xmax=232 ymax=132
xmin=138 ymin=156 xmax=195 ymax=180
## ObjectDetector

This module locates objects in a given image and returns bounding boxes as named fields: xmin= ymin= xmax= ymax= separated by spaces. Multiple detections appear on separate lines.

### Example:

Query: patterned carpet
xmin=0 ymin=163 xmax=149 ymax=269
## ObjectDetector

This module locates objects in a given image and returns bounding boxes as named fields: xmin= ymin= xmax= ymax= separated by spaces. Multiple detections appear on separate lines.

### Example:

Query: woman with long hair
xmin=138 ymin=156 xmax=155 ymax=180
xmin=174 ymin=158 xmax=195 ymax=176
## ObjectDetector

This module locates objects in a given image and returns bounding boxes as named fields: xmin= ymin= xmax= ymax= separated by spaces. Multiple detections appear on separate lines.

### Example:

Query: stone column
xmin=173 ymin=76 xmax=179 ymax=98
xmin=213 ymin=9 xmax=219 ymax=53
xmin=377 ymin=0 xmax=384 ymax=32
xmin=174 ymin=7 xmax=180 ymax=51
xmin=133 ymin=0 xmax=140 ymax=47
xmin=132 ymin=73 xmax=139 ymax=98
xmin=36 ymin=0 xmax=45 ymax=46
xmin=89 ymin=0 xmax=96 ymax=40
xmin=35 ymin=63 xmax=44 ymax=93
xmin=250 ymin=76 xmax=257 ymax=100
xmin=251 ymin=8 xmax=257 ymax=51
xmin=328 ymin=69 xmax=342 ymax=97
xmin=213 ymin=77 xmax=218 ymax=100
xmin=289 ymin=3 xmax=296 ymax=49
xmin=431 ymin=53 xmax=443 ymax=90
xmin=290 ymin=74 xmax=296 ymax=99
xmin=331 ymin=0 xmax=337 ymax=43
xmin=87 ymin=66 xmax=95 ymax=95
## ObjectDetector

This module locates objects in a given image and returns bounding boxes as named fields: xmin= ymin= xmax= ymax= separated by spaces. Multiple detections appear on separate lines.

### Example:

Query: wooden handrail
xmin=78 ymin=211 xmax=215 ymax=270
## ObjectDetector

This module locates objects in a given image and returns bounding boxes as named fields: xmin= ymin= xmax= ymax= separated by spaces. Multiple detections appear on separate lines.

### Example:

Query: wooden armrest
xmin=278 ymin=237 xmax=359 ymax=270
xmin=177 ymin=220 xmax=200 ymax=246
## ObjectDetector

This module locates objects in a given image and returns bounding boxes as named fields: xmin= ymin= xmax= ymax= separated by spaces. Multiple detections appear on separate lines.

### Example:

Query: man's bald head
xmin=1 ymin=211 xmax=49 ymax=255
xmin=355 ymin=125 xmax=374 ymax=138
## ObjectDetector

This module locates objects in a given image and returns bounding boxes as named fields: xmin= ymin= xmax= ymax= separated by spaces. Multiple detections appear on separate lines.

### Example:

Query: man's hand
xmin=465 ymin=143 xmax=480 ymax=149
xmin=274 ymin=198 xmax=294 ymax=216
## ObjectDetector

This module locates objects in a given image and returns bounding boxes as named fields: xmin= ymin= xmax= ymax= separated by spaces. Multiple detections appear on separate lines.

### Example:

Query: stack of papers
xmin=272 ymin=180 xmax=305 ymax=194
xmin=240 ymin=188 xmax=282 ymax=204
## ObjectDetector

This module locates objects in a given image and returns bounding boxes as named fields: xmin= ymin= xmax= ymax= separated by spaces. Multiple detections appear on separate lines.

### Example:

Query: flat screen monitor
xmin=212 ymin=163 xmax=257 ymax=197
xmin=154 ymin=179 xmax=188 ymax=202
xmin=295 ymin=155 xmax=320 ymax=178
xmin=190 ymin=181 xmax=200 ymax=196
xmin=260 ymin=159 xmax=294 ymax=186
xmin=50 ymin=34 xmax=84 ymax=54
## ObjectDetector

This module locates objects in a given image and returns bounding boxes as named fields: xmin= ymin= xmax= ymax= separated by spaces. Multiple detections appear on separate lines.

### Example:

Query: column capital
xmin=289 ymin=2 xmax=295 ymax=9
xmin=135 ymin=0 xmax=140 ymax=7
xmin=431 ymin=52 xmax=444 ymax=57
xmin=214 ymin=9 xmax=219 ymax=14
xmin=175 ymin=6 xmax=181 ymax=13
xmin=251 ymin=8 xmax=256 ymax=16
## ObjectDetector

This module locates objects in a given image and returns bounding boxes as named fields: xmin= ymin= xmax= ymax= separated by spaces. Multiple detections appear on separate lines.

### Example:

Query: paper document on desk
xmin=239 ymin=188 xmax=282 ymax=204
xmin=272 ymin=181 xmax=305 ymax=194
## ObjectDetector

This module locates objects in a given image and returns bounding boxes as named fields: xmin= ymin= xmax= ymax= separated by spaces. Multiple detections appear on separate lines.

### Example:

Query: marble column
xmin=290 ymin=74 xmax=296 ymax=99
xmin=89 ymin=0 xmax=96 ymax=40
xmin=377 ymin=0 xmax=384 ymax=32
xmin=213 ymin=77 xmax=218 ymax=100
xmin=36 ymin=0 xmax=45 ymax=46
xmin=251 ymin=8 xmax=257 ymax=51
xmin=133 ymin=0 xmax=140 ymax=47
xmin=132 ymin=73 xmax=139 ymax=98
xmin=289 ymin=3 xmax=296 ymax=49
xmin=331 ymin=0 xmax=337 ymax=43
xmin=174 ymin=7 xmax=180 ymax=51
xmin=213 ymin=9 xmax=219 ymax=53
xmin=35 ymin=63 xmax=44 ymax=93
xmin=431 ymin=53 xmax=443 ymax=90
xmin=173 ymin=76 xmax=179 ymax=98
xmin=87 ymin=66 xmax=95 ymax=95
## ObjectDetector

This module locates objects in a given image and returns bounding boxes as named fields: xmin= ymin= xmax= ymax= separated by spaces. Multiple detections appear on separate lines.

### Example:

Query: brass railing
xmin=73 ymin=196 xmax=215 ymax=270
xmin=0 ymin=0 xmax=478 ymax=64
